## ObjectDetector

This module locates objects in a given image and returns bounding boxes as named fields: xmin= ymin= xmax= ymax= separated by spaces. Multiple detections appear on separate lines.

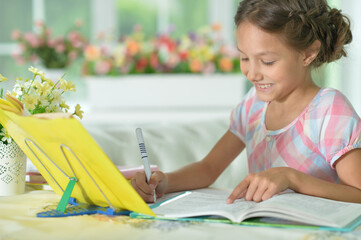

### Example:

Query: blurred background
xmin=0 ymin=0 xmax=360 ymax=125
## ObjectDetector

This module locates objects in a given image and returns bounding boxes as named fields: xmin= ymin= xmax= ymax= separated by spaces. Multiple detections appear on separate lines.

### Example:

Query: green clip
xmin=56 ymin=177 xmax=77 ymax=213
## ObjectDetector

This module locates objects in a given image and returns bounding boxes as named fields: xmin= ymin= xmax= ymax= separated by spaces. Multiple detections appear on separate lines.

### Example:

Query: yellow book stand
xmin=0 ymin=109 xmax=154 ymax=217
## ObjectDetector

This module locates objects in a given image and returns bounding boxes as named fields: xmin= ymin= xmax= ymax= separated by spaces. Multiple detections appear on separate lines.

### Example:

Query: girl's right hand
xmin=131 ymin=171 xmax=168 ymax=203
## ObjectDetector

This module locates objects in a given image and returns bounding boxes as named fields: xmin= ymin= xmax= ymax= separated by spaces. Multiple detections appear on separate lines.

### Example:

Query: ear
xmin=303 ymin=40 xmax=321 ymax=66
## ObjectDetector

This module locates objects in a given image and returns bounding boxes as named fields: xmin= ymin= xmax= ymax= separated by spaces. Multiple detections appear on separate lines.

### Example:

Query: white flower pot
xmin=0 ymin=141 xmax=27 ymax=196
xmin=84 ymin=74 xmax=246 ymax=111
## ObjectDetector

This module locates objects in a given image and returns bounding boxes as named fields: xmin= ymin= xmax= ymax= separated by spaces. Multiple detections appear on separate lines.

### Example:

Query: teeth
xmin=258 ymin=84 xmax=272 ymax=89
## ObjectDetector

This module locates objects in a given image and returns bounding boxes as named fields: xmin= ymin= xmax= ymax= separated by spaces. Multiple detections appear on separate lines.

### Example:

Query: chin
xmin=255 ymin=91 xmax=274 ymax=103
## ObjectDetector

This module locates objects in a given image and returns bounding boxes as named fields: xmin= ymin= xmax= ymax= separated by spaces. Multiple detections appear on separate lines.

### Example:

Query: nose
xmin=245 ymin=63 xmax=262 ymax=82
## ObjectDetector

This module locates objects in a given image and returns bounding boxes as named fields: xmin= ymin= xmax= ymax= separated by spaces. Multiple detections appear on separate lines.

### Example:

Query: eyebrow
xmin=237 ymin=47 xmax=278 ymax=57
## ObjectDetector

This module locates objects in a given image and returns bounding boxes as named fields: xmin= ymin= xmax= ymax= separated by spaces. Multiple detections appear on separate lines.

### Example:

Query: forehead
xmin=236 ymin=21 xmax=295 ymax=56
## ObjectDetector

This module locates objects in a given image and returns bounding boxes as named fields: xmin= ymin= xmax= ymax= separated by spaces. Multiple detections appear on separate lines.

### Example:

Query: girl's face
xmin=236 ymin=21 xmax=312 ymax=103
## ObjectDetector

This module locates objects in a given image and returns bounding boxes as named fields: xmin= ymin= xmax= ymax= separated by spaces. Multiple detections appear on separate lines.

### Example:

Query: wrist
xmin=285 ymin=167 xmax=301 ymax=192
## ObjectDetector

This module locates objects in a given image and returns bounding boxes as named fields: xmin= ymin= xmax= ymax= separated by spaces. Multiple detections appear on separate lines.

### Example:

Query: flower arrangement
xmin=11 ymin=20 xmax=88 ymax=69
xmin=0 ymin=67 xmax=83 ymax=144
xmin=82 ymin=24 xmax=240 ymax=76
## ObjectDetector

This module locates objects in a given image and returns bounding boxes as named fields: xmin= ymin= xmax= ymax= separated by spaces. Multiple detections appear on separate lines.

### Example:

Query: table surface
xmin=1 ymin=185 xmax=361 ymax=240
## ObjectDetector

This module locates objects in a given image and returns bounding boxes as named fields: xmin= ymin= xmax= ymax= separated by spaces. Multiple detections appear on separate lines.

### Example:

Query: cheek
xmin=240 ymin=61 xmax=248 ymax=75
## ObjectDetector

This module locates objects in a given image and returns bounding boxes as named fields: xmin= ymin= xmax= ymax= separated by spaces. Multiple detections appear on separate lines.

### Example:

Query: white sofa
xmin=85 ymin=117 xmax=248 ymax=190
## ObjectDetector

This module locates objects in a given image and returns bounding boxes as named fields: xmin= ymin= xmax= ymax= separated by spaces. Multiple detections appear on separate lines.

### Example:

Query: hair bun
xmin=234 ymin=0 xmax=353 ymax=67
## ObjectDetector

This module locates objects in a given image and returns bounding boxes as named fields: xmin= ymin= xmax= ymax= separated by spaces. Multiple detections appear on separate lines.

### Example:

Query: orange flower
xmin=218 ymin=57 xmax=233 ymax=72
xmin=189 ymin=59 xmax=203 ymax=73
xmin=84 ymin=45 xmax=101 ymax=61
xmin=127 ymin=40 xmax=140 ymax=56
xmin=211 ymin=23 xmax=223 ymax=31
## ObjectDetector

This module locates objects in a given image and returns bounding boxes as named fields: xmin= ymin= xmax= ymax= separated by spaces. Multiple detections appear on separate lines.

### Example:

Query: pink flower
xmin=55 ymin=43 xmax=66 ymax=53
xmin=95 ymin=60 xmax=112 ymax=75
xmin=34 ymin=20 xmax=44 ymax=28
xmin=24 ymin=33 xmax=39 ymax=48
xmin=68 ymin=32 xmax=79 ymax=42
xmin=11 ymin=30 xmax=21 ymax=40
xmin=48 ymin=38 xmax=56 ymax=47
xmin=68 ymin=51 xmax=78 ymax=61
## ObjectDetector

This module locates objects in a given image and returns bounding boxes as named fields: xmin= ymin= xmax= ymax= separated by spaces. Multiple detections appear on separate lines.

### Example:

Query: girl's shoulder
xmin=314 ymin=88 xmax=357 ymax=117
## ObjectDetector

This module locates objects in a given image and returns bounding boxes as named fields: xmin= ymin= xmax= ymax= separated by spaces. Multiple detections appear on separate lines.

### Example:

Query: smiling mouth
xmin=256 ymin=83 xmax=273 ymax=89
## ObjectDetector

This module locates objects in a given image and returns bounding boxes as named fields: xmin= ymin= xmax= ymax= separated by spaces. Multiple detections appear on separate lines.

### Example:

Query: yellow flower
xmin=73 ymin=104 xmax=83 ymax=119
xmin=60 ymin=100 xmax=69 ymax=111
xmin=34 ymin=81 xmax=52 ymax=96
xmin=59 ymin=78 xmax=76 ymax=92
xmin=0 ymin=74 xmax=7 ymax=82
xmin=200 ymin=46 xmax=214 ymax=61
xmin=40 ymin=76 xmax=55 ymax=86
xmin=28 ymin=66 xmax=44 ymax=78
xmin=22 ymin=94 xmax=39 ymax=111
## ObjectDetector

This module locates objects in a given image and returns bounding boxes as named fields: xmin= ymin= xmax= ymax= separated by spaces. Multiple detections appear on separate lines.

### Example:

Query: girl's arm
xmin=227 ymin=148 xmax=361 ymax=203
xmin=132 ymin=130 xmax=245 ymax=202
xmin=166 ymin=130 xmax=245 ymax=193
xmin=292 ymin=148 xmax=361 ymax=203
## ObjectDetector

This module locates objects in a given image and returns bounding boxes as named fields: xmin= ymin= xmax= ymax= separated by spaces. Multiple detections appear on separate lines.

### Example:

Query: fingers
xmin=227 ymin=170 xmax=286 ymax=204
xmin=131 ymin=172 xmax=157 ymax=203
xmin=226 ymin=178 xmax=249 ymax=204
xmin=131 ymin=171 xmax=167 ymax=203
xmin=148 ymin=171 xmax=167 ymax=198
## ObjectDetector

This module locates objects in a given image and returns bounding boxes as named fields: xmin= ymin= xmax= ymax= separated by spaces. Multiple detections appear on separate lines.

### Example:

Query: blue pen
xmin=136 ymin=128 xmax=157 ymax=202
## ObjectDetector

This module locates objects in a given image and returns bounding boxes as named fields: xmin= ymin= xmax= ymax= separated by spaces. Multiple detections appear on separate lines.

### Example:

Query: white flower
xmin=38 ymin=95 xmax=50 ymax=107
xmin=49 ymin=89 xmax=62 ymax=106
xmin=0 ymin=128 xmax=12 ymax=143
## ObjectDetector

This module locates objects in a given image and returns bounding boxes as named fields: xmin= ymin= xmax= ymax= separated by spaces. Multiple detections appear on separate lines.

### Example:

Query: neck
xmin=270 ymin=79 xmax=319 ymax=114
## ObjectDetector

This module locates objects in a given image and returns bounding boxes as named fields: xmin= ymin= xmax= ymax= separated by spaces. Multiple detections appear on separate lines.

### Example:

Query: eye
xmin=262 ymin=60 xmax=276 ymax=66
xmin=241 ymin=57 xmax=249 ymax=62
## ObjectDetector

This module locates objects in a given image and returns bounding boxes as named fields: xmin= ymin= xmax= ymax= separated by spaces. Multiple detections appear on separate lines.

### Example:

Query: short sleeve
xmin=229 ymin=87 xmax=257 ymax=143
xmin=318 ymin=90 xmax=361 ymax=168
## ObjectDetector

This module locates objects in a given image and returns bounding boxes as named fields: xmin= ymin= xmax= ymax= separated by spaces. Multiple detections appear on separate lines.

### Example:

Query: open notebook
xmin=0 ymin=109 xmax=154 ymax=217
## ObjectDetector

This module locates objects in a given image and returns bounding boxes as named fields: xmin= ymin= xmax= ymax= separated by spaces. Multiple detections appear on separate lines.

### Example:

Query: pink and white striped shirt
xmin=230 ymin=87 xmax=361 ymax=183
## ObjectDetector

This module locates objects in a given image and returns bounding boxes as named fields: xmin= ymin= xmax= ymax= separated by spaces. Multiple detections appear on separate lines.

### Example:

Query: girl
xmin=131 ymin=0 xmax=361 ymax=204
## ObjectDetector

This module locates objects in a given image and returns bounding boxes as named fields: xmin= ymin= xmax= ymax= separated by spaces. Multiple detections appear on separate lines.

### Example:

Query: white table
xmin=0 ymin=186 xmax=360 ymax=240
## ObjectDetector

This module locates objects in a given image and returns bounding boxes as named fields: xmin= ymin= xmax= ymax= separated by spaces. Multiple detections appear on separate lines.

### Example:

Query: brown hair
xmin=234 ymin=0 xmax=352 ymax=67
